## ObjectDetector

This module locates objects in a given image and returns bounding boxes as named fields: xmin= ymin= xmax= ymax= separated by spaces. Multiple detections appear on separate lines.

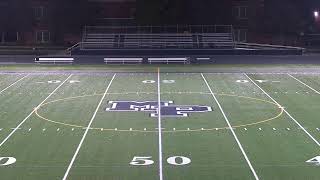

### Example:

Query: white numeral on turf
xmin=167 ymin=156 xmax=191 ymax=166
xmin=48 ymin=80 xmax=61 ymax=84
xmin=130 ymin=156 xmax=154 ymax=166
xmin=162 ymin=80 xmax=175 ymax=84
xmin=69 ymin=80 xmax=80 ymax=84
xmin=130 ymin=156 xmax=191 ymax=166
xmin=142 ymin=80 xmax=156 ymax=84
xmin=142 ymin=80 xmax=175 ymax=84
xmin=306 ymin=156 xmax=320 ymax=166
xmin=236 ymin=80 xmax=249 ymax=83
xmin=0 ymin=157 xmax=16 ymax=166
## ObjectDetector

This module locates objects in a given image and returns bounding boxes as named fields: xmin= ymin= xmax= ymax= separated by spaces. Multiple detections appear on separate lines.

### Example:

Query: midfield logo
xmin=105 ymin=101 xmax=212 ymax=117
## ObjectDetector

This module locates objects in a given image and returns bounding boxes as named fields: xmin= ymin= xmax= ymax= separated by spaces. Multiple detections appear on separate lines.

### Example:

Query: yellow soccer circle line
xmin=34 ymin=92 xmax=284 ymax=133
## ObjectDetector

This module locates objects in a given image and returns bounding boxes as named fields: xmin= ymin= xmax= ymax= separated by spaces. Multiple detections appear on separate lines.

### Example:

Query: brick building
xmin=0 ymin=0 xmax=272 ymax=45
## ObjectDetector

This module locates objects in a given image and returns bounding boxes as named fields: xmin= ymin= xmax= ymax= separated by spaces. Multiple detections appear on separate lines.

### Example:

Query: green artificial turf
xmin=0 ymin=69 xmax=319 ymax=180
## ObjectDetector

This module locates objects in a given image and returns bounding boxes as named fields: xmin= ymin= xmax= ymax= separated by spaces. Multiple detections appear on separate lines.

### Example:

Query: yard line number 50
xmin=130 ymin=156 xmax=191 ymax=166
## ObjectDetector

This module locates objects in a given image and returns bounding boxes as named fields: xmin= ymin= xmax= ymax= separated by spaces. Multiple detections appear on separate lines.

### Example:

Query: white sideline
xmin=0 ymin=74 xmax=29 ymax=94
xmin=62 ymin=73 xmax=116 ymax=180
xmin=201 ymin=73 xmax=260 ymax=180
xmin=288 ymin=74 xmax=320 ymax=95
xmin=0 ymin=74 xmax=73 ymax=148
xmin=157 ymin=68 xmax=163 ymax=180
xmin=245 ymin=73 xmax=320 ymax=147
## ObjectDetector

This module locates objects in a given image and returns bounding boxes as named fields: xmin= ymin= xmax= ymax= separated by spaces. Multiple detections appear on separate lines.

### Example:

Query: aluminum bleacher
xmin=80 ymin=25 xmax=235 ymax=50
xmin=200 ymin=33 xmax=235 ymax=48
xmin=68 ymin=25 xmax=304 ymax=56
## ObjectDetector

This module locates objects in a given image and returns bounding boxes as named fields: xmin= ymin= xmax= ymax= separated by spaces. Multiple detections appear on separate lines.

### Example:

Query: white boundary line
xmin=0 ymin=74 xmax=73 ymax=148
xmin=0 ymin=74 xmax=29 ymax=94
xmin=62 ymin=73 xmax=116 ymax=180
xmin=157 ymin=68 xmax=164 ymax=180
xmin=201 ymin=73 xmax=260 ymax=180
xmin=245 ymin=73 xmax=320 ymax=147
xmin=288 ymin=74 xmax=320 ymax=95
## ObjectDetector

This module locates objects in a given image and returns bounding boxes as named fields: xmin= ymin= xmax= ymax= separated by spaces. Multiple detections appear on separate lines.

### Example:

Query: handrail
xmin=85 ymin=25 xmax=233 ymax=29
xmin=66 ymin=42 xmax=82 ymax=54
xmin=235 ymin=42 xmax=305 ymax=51
xmin=85 ymin=33 xmax=233 ymax=36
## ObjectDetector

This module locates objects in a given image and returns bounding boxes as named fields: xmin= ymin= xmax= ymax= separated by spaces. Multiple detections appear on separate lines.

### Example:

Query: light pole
xmin=314 ymin=11 xmax=319 ymax=19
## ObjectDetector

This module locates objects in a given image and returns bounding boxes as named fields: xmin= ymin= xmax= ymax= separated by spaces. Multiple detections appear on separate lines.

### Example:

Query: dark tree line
xmin=136 ymin=0 xmax=320 ymax=35
xmin=48 ymin=0 xmax=92 ymax=43
xmin=255 ymin=0 xmax=320 ymax=35
xmin=136 ymin=0 xmax=232 ymax=25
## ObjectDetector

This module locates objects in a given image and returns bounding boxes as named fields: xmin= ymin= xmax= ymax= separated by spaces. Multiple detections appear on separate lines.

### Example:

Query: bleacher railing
xmin=84 ymin=25 xmax=233 ymax=35
xmin=235 ymin=42 xmax=306 ymax=51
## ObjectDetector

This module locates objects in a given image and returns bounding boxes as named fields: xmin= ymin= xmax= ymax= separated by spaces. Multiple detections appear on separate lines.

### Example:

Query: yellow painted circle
xmin=34 ymin=93 xmax=284 ymax=133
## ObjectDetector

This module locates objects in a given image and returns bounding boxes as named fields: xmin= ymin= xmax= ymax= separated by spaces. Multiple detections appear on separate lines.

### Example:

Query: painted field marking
xmin=245 ymin=74 xmax=320 ymax=147
xmin=157 ymin=68 xmax=163 ymax=180
xmin=201 ymin=73 xmax=260 ymax=180
xmin=0 ymin=74 xmax=29 ymax=94
xmin=0 ymin=74 xmax=72 ymax=148
xmin=62 ymin=74 xmax=116 ymax=180
xmin=288 ymin=74 xmax=320 ymax=95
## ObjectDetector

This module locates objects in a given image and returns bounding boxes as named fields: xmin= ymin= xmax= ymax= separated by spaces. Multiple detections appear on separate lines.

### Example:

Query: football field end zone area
xmin=0 ymin=74 xmax=116 ymax=179
xmin=203 ymin=73 xmax=320 ymax=180
xmin=247 ymin=73 xmax=320 ymax=140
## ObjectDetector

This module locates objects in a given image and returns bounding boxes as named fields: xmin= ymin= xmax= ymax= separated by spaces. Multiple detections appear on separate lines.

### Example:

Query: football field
xmin=0 ymin=69 xmax=319 ymax=180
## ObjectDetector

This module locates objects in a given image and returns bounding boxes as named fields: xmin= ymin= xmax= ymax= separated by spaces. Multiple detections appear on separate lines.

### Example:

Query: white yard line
xmin=245 ymin=73 xmax=320 ymax=147
xmin=0 ymin=74 xmax=73 ymax=148
xmin=157 ymin=68 xmax=164 ymax=180
xmin=201 ymin=73 xmax=260 ymax=180
xmin=288 ymin=74 xmax=320 ymax=95
xmin=0 ymin=74 xmax=29 ymax=94
xmin=62 ymin=73 xmax=116 ymax=180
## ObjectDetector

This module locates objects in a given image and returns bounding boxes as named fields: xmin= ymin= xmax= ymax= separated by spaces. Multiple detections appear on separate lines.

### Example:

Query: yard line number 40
xmin=130 ymin=156 xmax=191 ymax=166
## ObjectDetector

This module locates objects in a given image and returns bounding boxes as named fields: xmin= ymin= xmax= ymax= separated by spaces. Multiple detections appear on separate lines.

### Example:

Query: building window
xmin=234 ymin=6 xmax=248 ymax=19
xmin=36 ymin=31 xmax=50 ymax=43
xmin=33 ymin=6 xmax=46 ymax=19
xmin=1 ymin=32 xmax=5 ymax=44
xmin=2 ymin=32 xmax=20 ymax=43
xmin=234 ymin=29 xmax=247 ymax=42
